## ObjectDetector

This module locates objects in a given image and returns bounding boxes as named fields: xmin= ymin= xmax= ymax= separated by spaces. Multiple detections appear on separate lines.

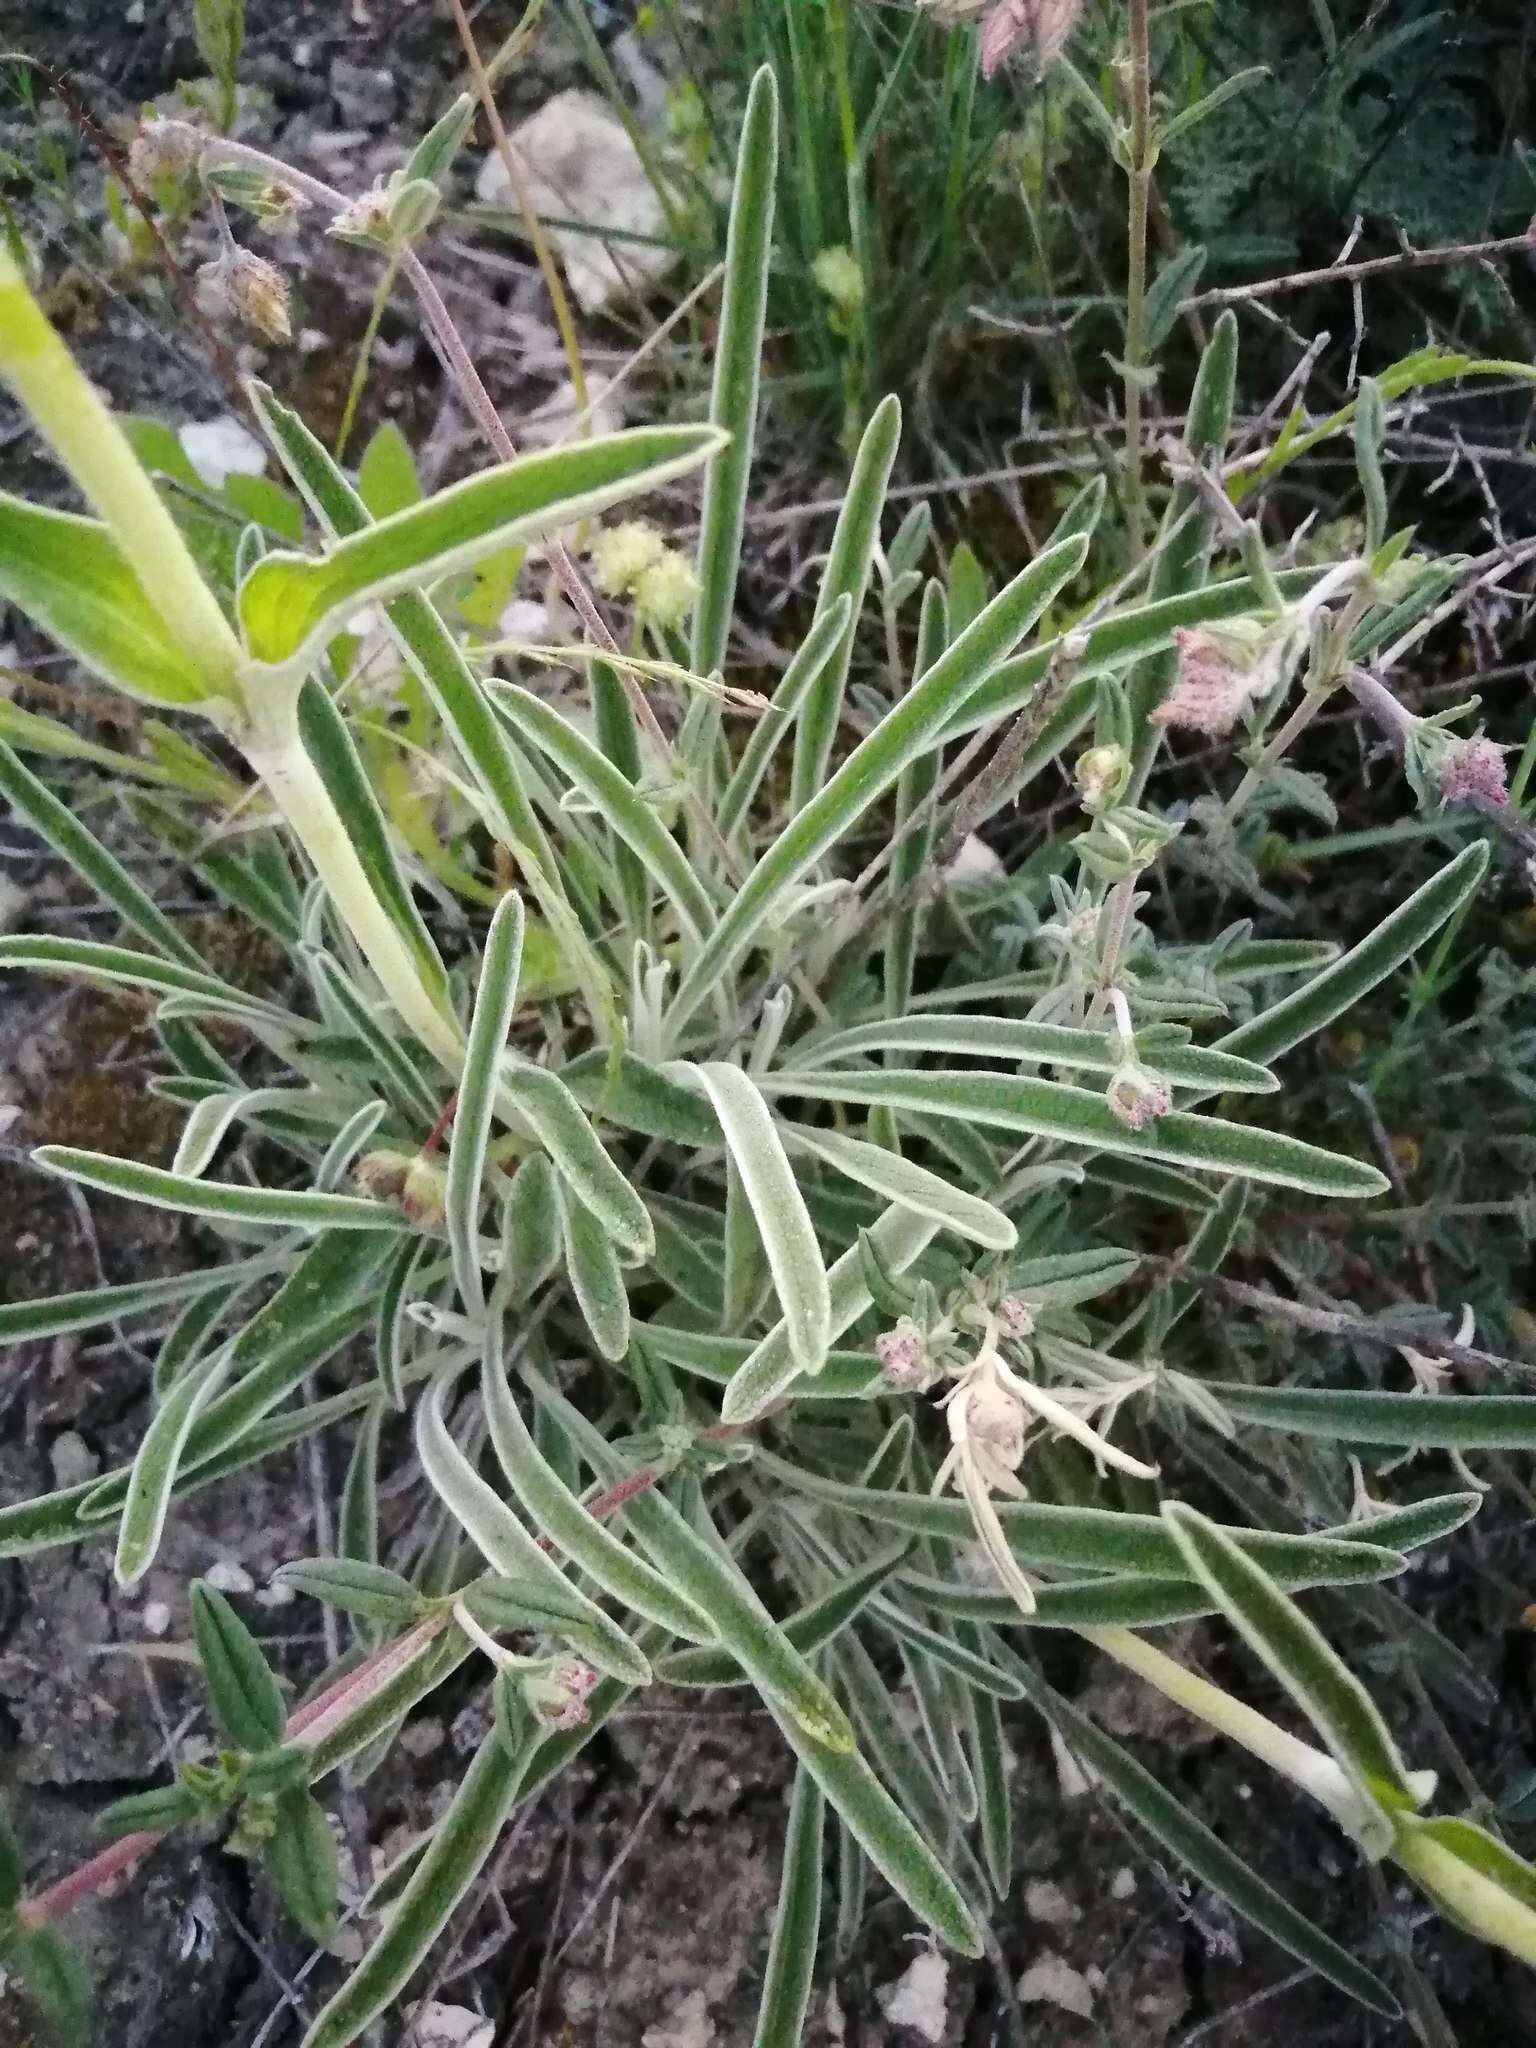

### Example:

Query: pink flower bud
xmin=999 ymin=1296 xmax=1036 ymax=1340
xmin=979 ymin=0 xmax=1084 ymax=78
xmin=876 ymin=1320 xmax=928 ymax=1389
xmin=1439 ymin=734 xmax=1508 ymax=809
xmin=1152 ymin=629 xmax=1253 ymax=737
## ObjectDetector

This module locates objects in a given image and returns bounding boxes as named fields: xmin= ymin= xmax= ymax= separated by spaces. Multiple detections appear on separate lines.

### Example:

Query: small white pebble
xmin=878 ymin=1951 xmax=949 ymax=2043
xmin=1110 ymin=1865 xmax=1137 ymax=1901
xmin=142 ymin=1600 xmax=171 ymax=1638
xmin=256 ymin=1580 xmax=296 ymax=1609
xmin=204 ymin=1558 xmax=255 ymax=1595
xmin=1018 ymin=1954 xmax=1095 ymax=2019
xmin=49 ymin=1430 xmax=99 ymax=1490
xmin=179 ymin=417 xmax=267 ymax=490
xmin=1024 ymin=1878 xmax=1079 ymax=1927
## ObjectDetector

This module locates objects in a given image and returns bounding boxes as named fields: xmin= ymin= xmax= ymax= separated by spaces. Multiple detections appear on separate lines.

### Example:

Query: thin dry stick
xmin=1184 ymin=224 xmax=1536 ymax=312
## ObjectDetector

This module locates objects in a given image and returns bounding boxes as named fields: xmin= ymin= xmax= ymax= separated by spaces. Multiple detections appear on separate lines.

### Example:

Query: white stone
xmin=1018 ymin=1953 xmax=1095 ymax=2019
xmin=1109 ymin=1865 xmax=1137 ymax=1901
xmin=641 ymin=1988 xmax=715 ymax=2048
xmin=405 ymin=2004 xmax=493 ymax=2048
xmin=48 ymin=1430 xmax=99 ymax=1490
xmin=1024 ymin=1878 xmax=1079 ymax=1927
xmin=142 ymin=1601 xmax=172 ymax=1637
xmin=204 ymin=1557 xmax=255 ymax=1594
xmin=944 ymin=832 xmax=1004 ymax=885
xmin=475 ymin=92 xmax=678 ymax=316
xmin=1049 ymin=1724 xmax=1096 ymax=1800
xmin=179 ymin=417 xmax=268 ymax=491
xmin=878 ymin=1950 xmax=949 ymax=2043
xmin=0 ymin=874 xmax=27 ymax=935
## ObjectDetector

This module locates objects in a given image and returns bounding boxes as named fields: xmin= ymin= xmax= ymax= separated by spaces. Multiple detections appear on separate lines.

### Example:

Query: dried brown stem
xmin=1185 ymin=225 xmax=1536 ymax=312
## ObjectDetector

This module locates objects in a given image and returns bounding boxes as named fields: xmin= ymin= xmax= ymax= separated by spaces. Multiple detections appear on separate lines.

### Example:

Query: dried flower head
xmin=127 ymin=116 xmax=201 ymax=191
xmin=634 ymin=548 xmax=698 ymax=632
xmin=197 ymin=246 xmax=291 ymax=344
xmin=962 ymin=1374 xmax=1028 ymax=1470
xmin=1438 ymin=733 xmax=1509 ymax=809
xmin=999 ymin=1295 xmax=1037 ymax=1340
xmin=523 ymin=1656 xmax=599 ymax=1730
xmin=355 ymin=1149 xmax=448 ymax=1230
xmin=1106 ymin=1060 xmax=1172 ymax=1132
xmin=915 ymin=0 xmax=1082 ymax=78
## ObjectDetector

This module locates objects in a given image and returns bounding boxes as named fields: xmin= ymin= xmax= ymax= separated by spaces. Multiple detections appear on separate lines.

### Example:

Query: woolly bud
xmin=962 ymin=1377 xmax=1027 ymax=1470
xmin=327 ymin=186 xmax=394 ymax=248
xmin=999 ymin=1295 xmax=1036 ymax=1340
xmin=980 ymin=0 xmax=1084 ymax=79
xmin=1153 ymin=629 xmax=1256 ymax=737
xmin=1439 ymin=734 xmax=1508 ymax=809
xmin=355 ymin=1150 xmax=448 ymax=1230
xmin=1105 ymin=1060 xmax=1172 ymax=1133
xmin=225 ymin=247 xmax=291 ymax=343
xmin=127 ymin=116 xmax=201 ymax=191
xmin=876 ymin=1318 xmax=929 ymax=1390
xmin=523 ymin=1657 xmax=598 ymax=1731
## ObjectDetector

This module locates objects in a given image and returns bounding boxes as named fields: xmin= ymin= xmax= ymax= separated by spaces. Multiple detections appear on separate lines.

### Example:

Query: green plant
xmin=3 ymin=61 xmax=1536 ymax=2048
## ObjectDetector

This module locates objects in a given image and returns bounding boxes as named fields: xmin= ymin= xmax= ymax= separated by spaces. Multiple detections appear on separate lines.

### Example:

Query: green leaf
xmin=490 ymin=682 xmax=718 ymax=943
xmin=448 ymin=891 xmax=524 ymax=1316
xmin=0 ymin=1248 xmax=283 ymax=1350
xmin=640 ymin=1325 xmax=883 ymax=1400
xmin=1394 ymin=1816 xmax=1536 ymax=1964
xmin=268 ymin=1789 xmax=340 ymax=1946
xmin=356 ymin=421 xmax=421 ymax=519
xmin=193 ymin=0 xmax=244 ymax=116
xmin=116 ymin=1348 xmax=233 ymax=1586
xmin=0 ymin=492 xmax=210 ymax=704
xmin=761 ymin=1069 xmax=1386 ymax=1198
xmin=1162 ymin=1501 xmax=1422 ymax=1836
xmin=238 ymin=426 xmax=725 ymax=671
xmin=415 ymin=1374 xmax=651 ymax=1684
xmin=800 ymin=1012 xmax=1278 ymax=1091
xmin=0 ymin=1800 xmax=24 ymax=1911
xmin=668 ymin=532 xmax=1090 ymax=1035
xmin=299 ymin=1733 xmax=524 ymax=2048
xmin=782 ymin=1119 xmax=1016 ymax=1250
xmin=499 ymin=1060 xmax=653 ymax=1262
xmin=554 ymin=1171 xmax=631 ymax=1361
xmin=1203 ymin=1383 xmax=1536 ymax=1450
xmin=790 ymin=394 xmax=902 ymax=812
xmin=1158 ymin=65 xmax=1269 ymax=150
xmin=692 ymin=64 xmax=778 ymax=678
xmin=715 ymin=595 xmax=853 ymax=844
xmin=1141 ymin=243 xmax=1207 ymax=354
xmin=273 ymin=1558 xmax=420 ymax=1624
xmin=0 ymin=697 xmax=196 ymax=789
xmin=33 ymin=1146 xmax=412 ymax=1232
xmin=480 ymin=1338 xmax=716 ymax=1642
xmin=1218 ymin=845 xmax=1489 ymax=1067
xmin=690 ymin=1062 xmax=830 ymax=1374
xmin=191 ymin=1580 xmax=286 ymax=1749
xmin=0 ymin=933 xmax=307 ymax=1036
xmin=5 ymin=1924 xmax=94 ymax=2046
xmin=754 ymin=1764 xmax=825 ymax=2048
xmin=1018 ymin=1668 xmax=1399 ymax=2015
xmin=500 ymin=1151 xmax=562 ymax=1303
xmin=658 ymin=1539 xmax=912 ymax=1687
xmin=560 ymin=1048 xmax=720 ymax=1146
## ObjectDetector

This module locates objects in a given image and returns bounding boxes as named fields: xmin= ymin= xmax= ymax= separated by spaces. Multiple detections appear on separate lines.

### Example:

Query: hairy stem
xmin=1121 ymin=0 xmax=1153 ymax=551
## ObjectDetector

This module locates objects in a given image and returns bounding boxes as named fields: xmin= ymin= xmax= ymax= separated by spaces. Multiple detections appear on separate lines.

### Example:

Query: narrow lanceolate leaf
xmin=33 ymin=1147 xmax=412 ymax=1231
xmin=414 ymin=1375 xmax=650 ymax=1685
xmin=554 ymin=1171 xmax=631 ymax=1361
xmin=885 ymin=580 xmax=947 ymax=1021
xmin=273 ymin=1558 xmax=420 ymax=1625
xmin=754 ymin=1763 xmax=825 ymax=2048
xmin=0 ymin=1248 xmax=284 ymax=1349
xmin=498 ymin=1061 xmax=653 ymax=1262
xmin=1218 ymin=844 xmax=1489 ymax=1068
xmin=375 ymin=1233 xmax=430 ymax=1410
xmin=691 ymin=1062 xmax=830 ymax=1375
xmin=716 ymin=595 xmax=853 ymax=843
xmin=791 ymin=394 xmax=903 ymax=813
xmin=658 ymin=1540 xmax=913 ymax=1687
xmin=692 ymin=63 xmax=778 ymax=677
xmin=480 ymin=1341 xmax=716 ymax=1642
xmin=760 ymin=1070 xmax=1387 ymax=1199
xmin=500 ymin=1150 xmax=561 ymax=1302
xmin=5 ymin=1925 xmax=94 ymax=2048
xmin=191 ymin=1581 xmax=286 ymax=1750
xmin=116 ymin=1348 xmax=233 ymax=1585
xmin=1162 ymin=1502 xmax=1422 ymax=1834
xmin=1206 ymin=1383 xmax=1536 ymax=1450
xmin=1019 ymin=1668 xmax=1399 ymax=2015
xmin=300 ymin=1733 xmax=525 ymax=2048
xmin=799 ymin=1014 xmax=1278 ymax=1092
xmin=783 ymin=1119 xmax=1017 ymax=1251
xmin=238 ymin=424 xmax=726 ymax=671
xmin=763 ymin=1693 xmax=982 ymax=1957
xmin=722 ymin=1202 xmax=941 ymax=1421
xmin=0 ymin=934 xmax=306 ymax=1035
xmin=666 ymin=532 xmax=1089 ymax=1034
xmin=268 ymin=1789 xmax=341 ymax=1945
xmin=527 ymin=1373 xmax=854 ymax=1751
xmin=0 ymin=741 xmax=206 ymax=968
xmin=0 ymin=493 xmax=209 ymax=705
xmin=448 ymin=891 xmax=525 ymax=1317
xmin=723 ymin=1147 xmax=770 ymax=1329
xmin=489 ymin=683 xmax=717 ymax=943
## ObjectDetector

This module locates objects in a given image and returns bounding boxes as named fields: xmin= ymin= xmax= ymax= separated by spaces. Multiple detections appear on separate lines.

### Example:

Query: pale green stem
xmin=0 ymin=250 xmax=245 ymax=700
xmin=1081 ymin=1624 xmax=1366 ymax=1834
xmin=1122 ymin=0 xmax=1153 ymax=552
xmin=1392 ymin=1828 xmax=1536 ymax=1965
xmin=243 ymin=705 xmax=465 ymax=1072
